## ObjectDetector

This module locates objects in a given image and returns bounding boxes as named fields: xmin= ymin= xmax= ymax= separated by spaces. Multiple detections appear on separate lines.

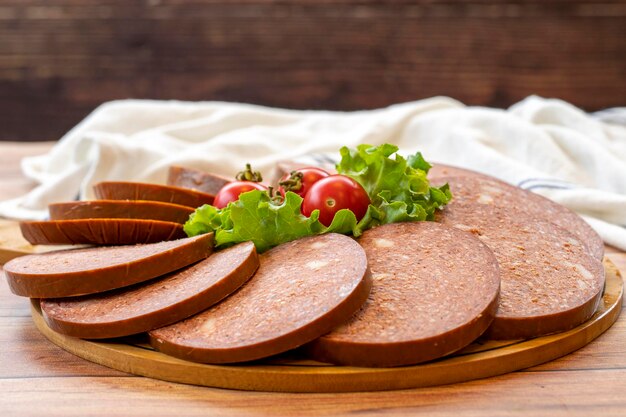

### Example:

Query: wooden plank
xmin=0 ymin=1 xmax=625 ymax=141
xmin=2 ymin=369 xmax=626 ymax=417
xmin=0 ymin=316 xmax=126 ymax=378
xmin=0 ymin=277 xmax=30 ymax=317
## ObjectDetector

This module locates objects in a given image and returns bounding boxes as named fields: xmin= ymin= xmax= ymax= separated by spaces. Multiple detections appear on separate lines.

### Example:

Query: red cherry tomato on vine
xmin=302 ymin=175 xmax=370 ymax=226
xmin=278 ymin=167 xmax=330 ymax=198
xmin=213 ymin=181 xmax=267 ymax=208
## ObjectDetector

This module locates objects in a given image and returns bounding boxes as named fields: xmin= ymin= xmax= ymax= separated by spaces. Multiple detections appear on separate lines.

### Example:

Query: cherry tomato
xmin=302 ymin=175 xmax=370 ymax=226
xmin=213 ymin=181 xmax=267 ymax=208
xmin=278 ymin=167 xmax=330 ymax=198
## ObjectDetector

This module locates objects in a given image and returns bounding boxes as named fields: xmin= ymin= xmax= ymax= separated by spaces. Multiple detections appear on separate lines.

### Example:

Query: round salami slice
xmin=41 ymin=242 xmax=258 ymax=339
xmin=166 ymin=166 xmax=233 ymax=195
xmin=438 ymin=202 xmax=605 ymax=340
xmin=149 ymin=233 xmax=371 ymax=364
xmin=4 ymin=233 xmax=213 ymax=298
xmin=432 ymin=175 xmax=604 ymax=260
xmin=93 ymin=181 xmax=214 ymax=208
xmin=49 ymin=200 xmax=194 ymax=224
xmin=20 ymin=219 xmax=186 ymax=245
xmin=307 ymin=222 xmax=501 ymax=368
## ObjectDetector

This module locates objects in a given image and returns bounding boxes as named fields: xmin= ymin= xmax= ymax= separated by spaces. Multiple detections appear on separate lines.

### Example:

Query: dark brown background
xmin=1 ymin=0 xmax=625 ymax=142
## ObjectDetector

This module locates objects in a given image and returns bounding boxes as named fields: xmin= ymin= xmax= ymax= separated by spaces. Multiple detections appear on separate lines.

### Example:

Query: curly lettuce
xmin=184 ymin=190 xmax=359 ymax=253
xmin=336 ymin=143 xmax=452 ymax=231
xmin=184 ymin=143 xmax=451 ymax=252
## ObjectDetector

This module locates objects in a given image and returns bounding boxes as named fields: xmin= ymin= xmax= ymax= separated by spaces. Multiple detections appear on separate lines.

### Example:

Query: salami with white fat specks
xmin=437 ymin=201 xmax=605 ymax=340
xmin=431 ymin=174 xmax=604 ymax=260
xmin=149 ymin=233 xmax=371 ymax=364
xmin=307 ymin=222 xmax=501 ymax=367
xmin=41 ymin=242 xmax=258 ymax=339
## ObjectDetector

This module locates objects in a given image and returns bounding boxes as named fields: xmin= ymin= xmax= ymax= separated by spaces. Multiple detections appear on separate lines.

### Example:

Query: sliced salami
xmin=307 ymin=222 xmax=500 ymax=367
xmin=166 ymin=166 xmax=232 ymax=195
xmin=93 ymin=181 xmax=214 ymax=208
xmin=431 ymin=175 xmax=604 ymax=260
xmin=20 ymin=219 xmax=186 ymax=245
xmin=149 ymin=233 xmax=370 ymax=364
xmin=4 ymin=233 xmax=213 ymax=298
xmin=438 ymin=202 xmax=605 ymax=339
xmin=41 ymin=242 xmax=258 ymax=339
xmin=49 ymin=200 xmax=194 ymax=224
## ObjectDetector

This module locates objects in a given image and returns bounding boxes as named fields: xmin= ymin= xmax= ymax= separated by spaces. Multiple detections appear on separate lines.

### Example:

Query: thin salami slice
xmin=41 ymin=242 xmax=258 ymax=339
xmin=4 ymin=233 xmax=213 ymax=298
xmin=149 ymin=233 xmax=370 ymax=364
xmin=166 ymin=166 xmax=232 ymax=195
xmin=48 ymin=200 xmax=194 ymax=224
xmin=431 ymin=175 xmax=604 ymax=260
xmin=93 ymin=181 xmax=214 ymax=208
xmin=307 ymin=222 xmax=501 ymax=367
xmin=438 ymin=202 xmax=605 ymax=340
xmin=20 ymin=219 xmax=186 ymax=245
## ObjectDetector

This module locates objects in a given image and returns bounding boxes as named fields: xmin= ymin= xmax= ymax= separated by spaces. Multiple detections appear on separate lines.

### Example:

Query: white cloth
xmin=2 ymin=96 xmax=626 ymax=250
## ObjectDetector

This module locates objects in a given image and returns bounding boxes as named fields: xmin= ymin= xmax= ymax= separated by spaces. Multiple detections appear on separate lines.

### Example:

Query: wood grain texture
xmin=1 ymin=141 xmax=626 ymax=414
xmin=1 ymin=0 xmax=625 ymax=141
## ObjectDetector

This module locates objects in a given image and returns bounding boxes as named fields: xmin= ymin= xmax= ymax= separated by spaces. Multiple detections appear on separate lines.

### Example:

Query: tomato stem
xmin=236 ymin=163 xmax=263 ymax=182
xmin=278 ymin=170 xmax=304 ymax=193
xmin=267 ymin=186 xmax=285 ymax=204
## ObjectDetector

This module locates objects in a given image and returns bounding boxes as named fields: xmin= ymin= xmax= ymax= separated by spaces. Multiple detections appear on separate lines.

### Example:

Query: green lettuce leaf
xmin=337 ymin=144 xmax=452 ymax=233
xmin=184 ymin=143 xmax=452 ymax=252
xmin=184 ymin=190 xmax=360 ymax=253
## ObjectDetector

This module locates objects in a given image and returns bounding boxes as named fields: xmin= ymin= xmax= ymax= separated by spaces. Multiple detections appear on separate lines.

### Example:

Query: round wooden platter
xmin=30 ymin=259 xmax=623 ymax=393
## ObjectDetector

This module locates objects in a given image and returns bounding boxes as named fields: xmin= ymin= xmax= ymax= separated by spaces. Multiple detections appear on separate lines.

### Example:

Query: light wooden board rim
xmin=30 ymin=259 xmax=623 ymax=393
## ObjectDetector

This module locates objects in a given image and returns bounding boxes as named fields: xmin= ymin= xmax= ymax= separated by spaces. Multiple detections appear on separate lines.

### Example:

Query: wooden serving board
xmin=28 ymin=259 xmax=623 ymax=393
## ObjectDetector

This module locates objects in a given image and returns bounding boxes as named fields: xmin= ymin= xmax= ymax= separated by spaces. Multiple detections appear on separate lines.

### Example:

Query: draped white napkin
xmin=2 ymin=96 xmax=625 ymax=250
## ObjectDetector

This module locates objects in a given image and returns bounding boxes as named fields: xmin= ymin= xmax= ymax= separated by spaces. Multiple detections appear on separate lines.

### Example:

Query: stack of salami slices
xmin=3 ymin=164 xmax=606 ymax=368
xmin=20 ymin=174 xmax=218 ymax=246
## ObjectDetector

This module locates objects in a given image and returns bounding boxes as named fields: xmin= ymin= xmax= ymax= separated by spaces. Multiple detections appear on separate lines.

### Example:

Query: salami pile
xmin=3 ymin=164 xmax=605 ymax=367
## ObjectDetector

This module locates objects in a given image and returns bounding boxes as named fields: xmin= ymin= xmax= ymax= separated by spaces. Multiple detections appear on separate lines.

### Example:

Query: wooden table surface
xmin=1 ymin=141 xmax=626 ymax=417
